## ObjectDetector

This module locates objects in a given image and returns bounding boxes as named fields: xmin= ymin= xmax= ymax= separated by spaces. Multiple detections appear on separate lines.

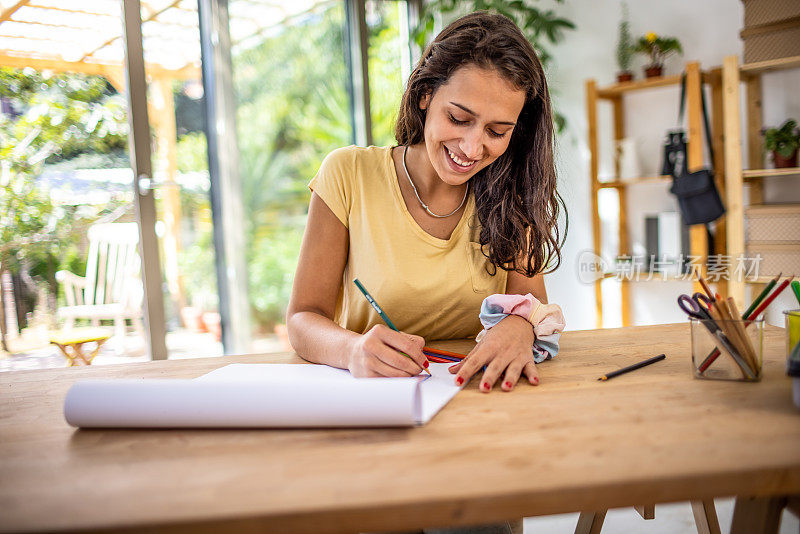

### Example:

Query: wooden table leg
xmin=84 ymin=338 xmax=107 ymax=364
xmin=787 ymin=495 xmax=800 ymax=518
xmin=52 ymin=342 xmax=77 ymax=366
xmin=731 ymin=495 xmax=786 ymax=534
xmin=575 ymin=510 xmax=606 ymax=534
xmin=70 ymin=343 xmax=91 ymax=365
xmin=52 ymin=339 xmax=108 ymax=366
xmin=691 ymin=500 xmax=721 ymax=534
xmin=634 ymin=504 xmax=655 ymax=519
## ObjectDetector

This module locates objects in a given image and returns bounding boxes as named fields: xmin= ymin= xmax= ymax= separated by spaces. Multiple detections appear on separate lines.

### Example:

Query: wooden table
xmin=2 ymin=324 xmax=799 ymax=533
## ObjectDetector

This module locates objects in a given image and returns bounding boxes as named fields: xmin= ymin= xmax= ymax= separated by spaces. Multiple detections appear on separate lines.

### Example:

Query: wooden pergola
xmin=0 ymin=0 xmax=206 ymax=313
xmin=0 ymin=0 xmax=328 ymax=317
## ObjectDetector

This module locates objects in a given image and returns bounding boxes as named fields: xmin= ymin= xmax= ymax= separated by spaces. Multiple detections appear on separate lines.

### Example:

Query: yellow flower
xmin=646 ymin=32 xmax=658 ymax=43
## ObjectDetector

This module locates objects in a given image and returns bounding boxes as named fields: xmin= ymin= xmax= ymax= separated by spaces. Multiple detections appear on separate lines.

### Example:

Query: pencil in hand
xmin=353 ymin=278 xmax=430 ymax=376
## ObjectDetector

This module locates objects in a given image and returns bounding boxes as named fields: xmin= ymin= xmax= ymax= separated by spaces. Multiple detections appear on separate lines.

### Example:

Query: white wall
xmin=544 ymin=0 xmax=800 ymax=330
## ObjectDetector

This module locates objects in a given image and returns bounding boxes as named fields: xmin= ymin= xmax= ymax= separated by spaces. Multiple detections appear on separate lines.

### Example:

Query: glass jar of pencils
xmin=690 ymin=318 xmax=764 ymax=382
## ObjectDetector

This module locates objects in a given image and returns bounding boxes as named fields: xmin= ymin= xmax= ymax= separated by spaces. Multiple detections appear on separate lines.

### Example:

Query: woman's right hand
xmin=348 ymin=324 xmax=429 ymax=377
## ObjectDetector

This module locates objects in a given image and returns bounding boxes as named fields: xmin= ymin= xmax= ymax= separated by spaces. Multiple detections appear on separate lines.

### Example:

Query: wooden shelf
xmin=596 ymin=74 xmax=683 ymax=98
xmin=724 ymin=54 xmax=800 ymax=307
xmin=743 ymin=167 xmax=800 ymax=179
xmin=587 ymin=61 xmax=709 ymax=328
xmin=740 ymin=55 xmax=800 ymax=75
xmin=597 ymin=176 xmax=671 ymax=189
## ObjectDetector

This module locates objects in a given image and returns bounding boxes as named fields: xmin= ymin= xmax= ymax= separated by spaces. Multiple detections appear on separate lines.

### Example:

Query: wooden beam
xmin=575 ymin=511 xmax=606 ymax=534
xmin=586 ymin=79 xmax=603 ymax=329
xmin=9 ymin=17 xmax=197 ymax=32
xmin=709 ymin=67 xmax=727 ymax=298
xmin=745 ymin=74 xmax=764 ymax=206
xmin=596 ymin=74 xmax=683 ymax=98
xmin=24 ymin=4 xmax=116 ymax=18
xmin=81 ymin=0 xmax=182 ymax=62
xmin=150 ymin=77 xmax=186 ymax=315
xmin=723 ymin=55 xmax=745 ymax=308
xmin=121 ymin=0 xmax=168 ymax=361
xmin=686 ymin=61 xmax=708 ymax=292
xmin=0 ymin=0 xmax=31 ymax=24
xmin=612 ymin=96 xmax=631 ymax=327
xmin=0 ymin=52 xmax=200 ymax=80
xmin=731 ymin=495 xmax=785 ymax=534
xmin=692 ymin=500 xmax=722 ymax=534
xmin=634 ymin=504 xmax=655 ymax=520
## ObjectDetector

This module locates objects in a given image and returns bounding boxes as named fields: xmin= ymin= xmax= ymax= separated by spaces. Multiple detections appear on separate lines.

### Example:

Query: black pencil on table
xmin=598 ymin=354 xmax=666 ymax=381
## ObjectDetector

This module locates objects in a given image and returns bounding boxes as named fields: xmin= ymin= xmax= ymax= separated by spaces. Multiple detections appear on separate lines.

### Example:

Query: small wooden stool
xmin=50 ymin=328 xmax=112 ymax=366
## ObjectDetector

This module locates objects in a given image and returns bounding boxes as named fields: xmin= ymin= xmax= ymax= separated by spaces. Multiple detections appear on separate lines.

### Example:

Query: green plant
xmin=634 ymin=32 xmax=682 ymax=68
xmin=414 ymin=0 xmax=574 ymax=65
xmin=764 ymin=119 xmax=800 ymax=158
xmin=616 ymin=2 xmax=633 ymax=73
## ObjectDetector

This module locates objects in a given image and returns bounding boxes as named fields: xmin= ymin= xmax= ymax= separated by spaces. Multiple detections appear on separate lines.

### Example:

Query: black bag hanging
xmin=668 ymin=74 xmax=725 ymax=226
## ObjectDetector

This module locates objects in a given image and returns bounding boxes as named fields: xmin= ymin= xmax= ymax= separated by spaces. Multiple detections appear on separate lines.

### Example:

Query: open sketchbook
xmin=63 ymin=362 xmax=462 ymax=428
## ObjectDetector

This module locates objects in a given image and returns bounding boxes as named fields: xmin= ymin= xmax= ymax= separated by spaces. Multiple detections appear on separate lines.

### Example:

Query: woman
xmin=287 ymin=11 xmax=565 ymax=394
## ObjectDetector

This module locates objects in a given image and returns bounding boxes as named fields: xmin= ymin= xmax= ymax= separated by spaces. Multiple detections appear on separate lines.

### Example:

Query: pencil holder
xmin=784 ymin=310 xmax=800 ymax=357
xmin=690 ymin=318 xmax=764 ymax=382
xmin=784 ymin=310 xmax=800 ymax=409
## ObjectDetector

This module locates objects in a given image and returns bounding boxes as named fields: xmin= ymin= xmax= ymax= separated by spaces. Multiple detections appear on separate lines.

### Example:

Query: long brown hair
xmin=395 ymin=12 xmax=566 ymax=276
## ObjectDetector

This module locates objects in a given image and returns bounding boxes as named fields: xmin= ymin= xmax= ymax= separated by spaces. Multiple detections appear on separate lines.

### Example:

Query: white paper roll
xmin=64 ymin=376 xmax=417 ymax=428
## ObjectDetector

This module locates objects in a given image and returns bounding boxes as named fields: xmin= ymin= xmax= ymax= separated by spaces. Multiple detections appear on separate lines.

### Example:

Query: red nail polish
xmin=533 ymin=376 xmax=539 ymax=385
xmin=423 ymin=360 xmax=429 ymax=368
xmin=456 ymin=377 xmax=464 ymax=385
xmin=504 ymin=381 xmax=512 ymax=388
xmin=482 ymin=382 xmax=491 ymax=391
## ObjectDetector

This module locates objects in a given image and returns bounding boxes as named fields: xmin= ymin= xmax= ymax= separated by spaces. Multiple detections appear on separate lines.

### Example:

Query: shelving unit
xmin=722 ymin=54 xmax=800 ymax=308
xmin=586 ymin=61 xmax=717 ymax=328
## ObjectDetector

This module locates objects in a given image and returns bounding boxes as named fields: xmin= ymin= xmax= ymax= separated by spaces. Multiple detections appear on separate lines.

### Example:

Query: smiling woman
xmin=286 ymin=11 xmax=566 ymax=404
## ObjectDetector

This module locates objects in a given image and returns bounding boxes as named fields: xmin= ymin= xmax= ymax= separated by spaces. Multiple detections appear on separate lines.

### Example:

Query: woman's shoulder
xmin=322 ymin=145 xmax=393 ymax=166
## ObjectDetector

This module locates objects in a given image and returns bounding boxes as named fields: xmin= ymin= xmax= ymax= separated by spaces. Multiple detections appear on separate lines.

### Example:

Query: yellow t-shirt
xmin=308 ymin=145 xmax=507 ymax=340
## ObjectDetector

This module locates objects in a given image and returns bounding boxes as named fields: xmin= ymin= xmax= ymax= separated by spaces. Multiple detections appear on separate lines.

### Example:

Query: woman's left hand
xmin=449 ymin=315 xmax=538 ymax=392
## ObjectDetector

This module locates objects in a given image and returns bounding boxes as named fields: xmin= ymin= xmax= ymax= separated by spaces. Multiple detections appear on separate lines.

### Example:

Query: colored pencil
xmin=744 ymin=276 xmax=794 ymax=324
xmin=716 ymin=294 xmax=750 ymax=362
xmin=791 ymin=280 xmax=800 ymax=307
xmin=598 ymin=354 xmax=666 ymax=381
xmin=728 ymin=297 xmax=758 ymax=374
xmin=425 ymin=354 xmax=459 ymax=364
xmin=353 ymin=278 xmax=430 ymax=376
xmin=423 ymin=347 xmax=466 ymax=360
xmin=742 ymin=272 xmax=781 ymax=319
xmin=697 ymin=275 xmax=715 ymax=300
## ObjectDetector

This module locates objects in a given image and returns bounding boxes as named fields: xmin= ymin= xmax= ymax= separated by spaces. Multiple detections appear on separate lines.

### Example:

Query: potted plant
xmin=616 ymin=2 xmax=634 ymax=83
xmin=634 ymin=32 xmax=682 ymax=78
xmin=764 ymin=119 xmax=800 ymax=168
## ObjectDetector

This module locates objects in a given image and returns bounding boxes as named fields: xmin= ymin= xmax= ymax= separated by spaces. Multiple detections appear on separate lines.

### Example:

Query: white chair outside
xmin=56 ymin=222 xmax=144 ymax=354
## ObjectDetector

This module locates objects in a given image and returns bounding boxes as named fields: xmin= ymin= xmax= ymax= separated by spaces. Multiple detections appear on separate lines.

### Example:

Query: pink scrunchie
xmin=480 ymin=293 xmax=565 ymax=336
